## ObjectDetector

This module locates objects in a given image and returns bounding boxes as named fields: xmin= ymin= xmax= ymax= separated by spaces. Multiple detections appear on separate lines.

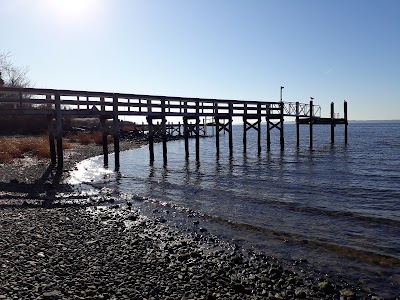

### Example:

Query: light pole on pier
xmin=280 ymin=86 xmax=284 ymax=102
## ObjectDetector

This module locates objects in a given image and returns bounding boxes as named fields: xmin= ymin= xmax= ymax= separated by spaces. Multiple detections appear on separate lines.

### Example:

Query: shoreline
xmin=0 ymin=140 xmax=380 ymax=299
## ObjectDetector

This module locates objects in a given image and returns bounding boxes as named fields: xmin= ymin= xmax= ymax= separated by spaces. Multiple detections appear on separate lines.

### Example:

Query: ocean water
xmin=70 ymin=121 xmax=400 ymax=296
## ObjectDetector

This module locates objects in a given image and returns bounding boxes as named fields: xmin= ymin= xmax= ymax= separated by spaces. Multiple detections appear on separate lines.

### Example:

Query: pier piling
xmin=309 ymin=99 xmax=314 ymax=149
xmin=100 ymin=97 xmax=109 ymax=166
xmin=344 ymin=100 xmax=348 ymax=144
xmin=112 ymin=95 xmax=120 ymax=170
xmin=331 ymin=102 xmax=335 ymax=144
xmin=55 ymin=92 xmax=63 ymax=170
xmin=296 ymin=102 xmax=300 ymax=147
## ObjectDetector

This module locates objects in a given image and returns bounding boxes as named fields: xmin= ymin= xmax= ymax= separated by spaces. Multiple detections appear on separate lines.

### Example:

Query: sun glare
xmin=42 ymin=0 xmax=100 ymax=24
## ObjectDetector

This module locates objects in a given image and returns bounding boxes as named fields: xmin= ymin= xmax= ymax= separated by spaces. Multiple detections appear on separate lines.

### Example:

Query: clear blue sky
xmin=1 ymin=0 xmax=399 ymax=120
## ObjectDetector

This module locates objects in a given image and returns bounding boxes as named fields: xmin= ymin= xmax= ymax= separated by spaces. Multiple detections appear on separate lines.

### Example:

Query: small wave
xmin=135 ymin=195 xmax=400 ymax=267
xmin=206 ymin=215 xmax=400 ymax=267
xmin=252 ymin=197 xmax=400 ymax=227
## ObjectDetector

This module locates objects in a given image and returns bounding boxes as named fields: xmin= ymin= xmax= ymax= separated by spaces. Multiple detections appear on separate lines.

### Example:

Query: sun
xmin=42 ymin=0 xmax=100 ymax=23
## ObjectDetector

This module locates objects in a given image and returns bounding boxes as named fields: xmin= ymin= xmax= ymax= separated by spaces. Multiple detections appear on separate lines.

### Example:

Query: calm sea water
xmin=70 ymin=121 xmax=400 ymax=296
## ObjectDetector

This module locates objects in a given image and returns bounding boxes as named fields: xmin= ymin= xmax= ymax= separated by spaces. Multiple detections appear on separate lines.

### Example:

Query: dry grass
xmin=0 ymin=136 xmax=71 ymax=163
xmin=66 ymin=131 xmax=113 ymax=145
xmin=0 ymin=131 xmax=113 ymax=163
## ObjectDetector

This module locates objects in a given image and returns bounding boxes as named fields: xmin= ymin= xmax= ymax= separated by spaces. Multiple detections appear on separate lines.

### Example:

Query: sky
xmin=1 ymin=0 xmax=399 ymax=120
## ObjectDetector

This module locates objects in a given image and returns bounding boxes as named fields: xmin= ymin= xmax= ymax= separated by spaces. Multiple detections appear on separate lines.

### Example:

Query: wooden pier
xmin=0 ymin=87 xmax=348 ymax=170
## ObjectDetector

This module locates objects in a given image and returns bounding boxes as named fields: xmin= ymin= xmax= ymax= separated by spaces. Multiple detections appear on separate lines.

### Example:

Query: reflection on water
xmin=69 ymin=123 xmax=400 ymax=296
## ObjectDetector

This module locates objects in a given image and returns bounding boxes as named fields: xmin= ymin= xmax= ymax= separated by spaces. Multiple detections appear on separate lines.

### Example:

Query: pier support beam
xmin=257 ymin=104 xmax=262 ymax=153
xmin=147 ymin=117 xmax=155 ymax=162
xmin=266 ymin=103 xmax=284 ymax=151
xmin=215 ymin=116 xmax=232 ymax=157
xmin=344 ymin=100 xmax=348 ymax=144
xmin=196 ymin=101 xmax=200 ymax=161
xmin=228 ymin=103 xmax=233 ymax=156
xmin=47 ymin=114 xmax=56 ymax=165
xmin=280 ymin=102 xmax=284 ymax=151
xmin=242 ymin=104 xmax=262 ymax=153
xmin=100 ymin=116 xmax=109 ymax=167
xmin=215 ymin=117 xmax=220 ymax=156
xmin=161 ymin=99 xmax=167 ymax=165
xmin=146 ymin=116 xmax=167 ymax=164
xmin=331 ymin=102 xmax=335 ymax=144
xmin=309 ymin=99 xmax=314 ymax=149
xmin=296 ymin=102 xmax=300 ymax=147
xmin=100 ymin=97 xmax=108 ymax=167
xmin=55 ymin=92 xmax=63 ymax=170
xmin=113 ymin=95 xmax=120 ymax=170
xmin=266 ymin=113 xmax=271 ymax=150
xmin=183 ymin=117 xmax=189 ymax=159
xmin=183 ymin=116 xmax=201 ymax=160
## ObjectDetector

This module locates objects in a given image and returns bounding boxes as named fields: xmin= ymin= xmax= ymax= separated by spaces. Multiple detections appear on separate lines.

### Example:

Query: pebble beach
xmin=0 ymin=140 xmax=380 ymax=299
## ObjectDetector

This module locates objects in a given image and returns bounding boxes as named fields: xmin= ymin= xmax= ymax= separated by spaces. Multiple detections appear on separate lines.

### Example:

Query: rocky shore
xmin=0 ymin=139 xmax=379 ymax=299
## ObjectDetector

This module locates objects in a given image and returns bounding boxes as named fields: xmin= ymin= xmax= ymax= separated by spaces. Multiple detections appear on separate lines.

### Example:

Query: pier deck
xmin=0 ymin=87 xmax=348 ymax=170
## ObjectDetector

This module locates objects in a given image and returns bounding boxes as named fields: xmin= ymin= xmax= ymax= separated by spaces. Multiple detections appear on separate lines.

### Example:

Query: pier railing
xmin=0 ymin=87 xmax=319 ymax=118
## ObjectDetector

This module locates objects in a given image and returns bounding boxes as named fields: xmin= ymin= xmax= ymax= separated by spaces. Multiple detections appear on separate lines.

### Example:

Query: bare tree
xmin=0 ymin=51 xmax=31 ymax=88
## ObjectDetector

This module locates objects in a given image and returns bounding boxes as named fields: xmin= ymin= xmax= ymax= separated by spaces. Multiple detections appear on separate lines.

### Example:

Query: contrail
xmin=324 ymin=67 xmax=335 ymax=74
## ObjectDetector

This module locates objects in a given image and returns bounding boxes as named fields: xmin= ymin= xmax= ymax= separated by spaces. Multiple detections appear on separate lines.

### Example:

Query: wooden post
xmin=100 ymin=97 xmax=108 ymax=166
xmin=162 ymin=118 xmax=167 ymax=164
xmin=280 ymin=102 xmax=284 ymax=151
xmin=243 ymin=103 xmax=247 ymax=153
xmin=55 ymin=92 xmax=63 ymax=170
xmin=296 ymin=102 xmax=300 ymax=147
xmin=228 ymin=102 xmax=233 ymax=156
xmin=215 ymin=101 xmax=220 ymax=156
xmin=330 ymin=102 xmax=335 ymax=144
xmin=266 ymin=105 xmax=271 ymax=150
xmin=55 ymin=92 xmax=64 ymax=170
xmin=257 ymin=103 xmax=261 ymax=153
xmin=161 ymin=98 xmax=167 ymax=165
xmin=195 ymin=100 xmax=200 ymax=161
xmin=344 ymin=100 xmax=348 ymax=144
xmin=183 ymin=117 xmax=189 ymax=158
xmin=47 ymin=114 xmax=56 ymax=165
xmin=147 ymin=117 xmax=154 ymax=162
xmin=309 ymin=99 xmax=313 ymax=149
xmin=243 ymin=118 xmax=247 ymax=153
xmin=113 ymin=95 xmax=120 ymax=170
